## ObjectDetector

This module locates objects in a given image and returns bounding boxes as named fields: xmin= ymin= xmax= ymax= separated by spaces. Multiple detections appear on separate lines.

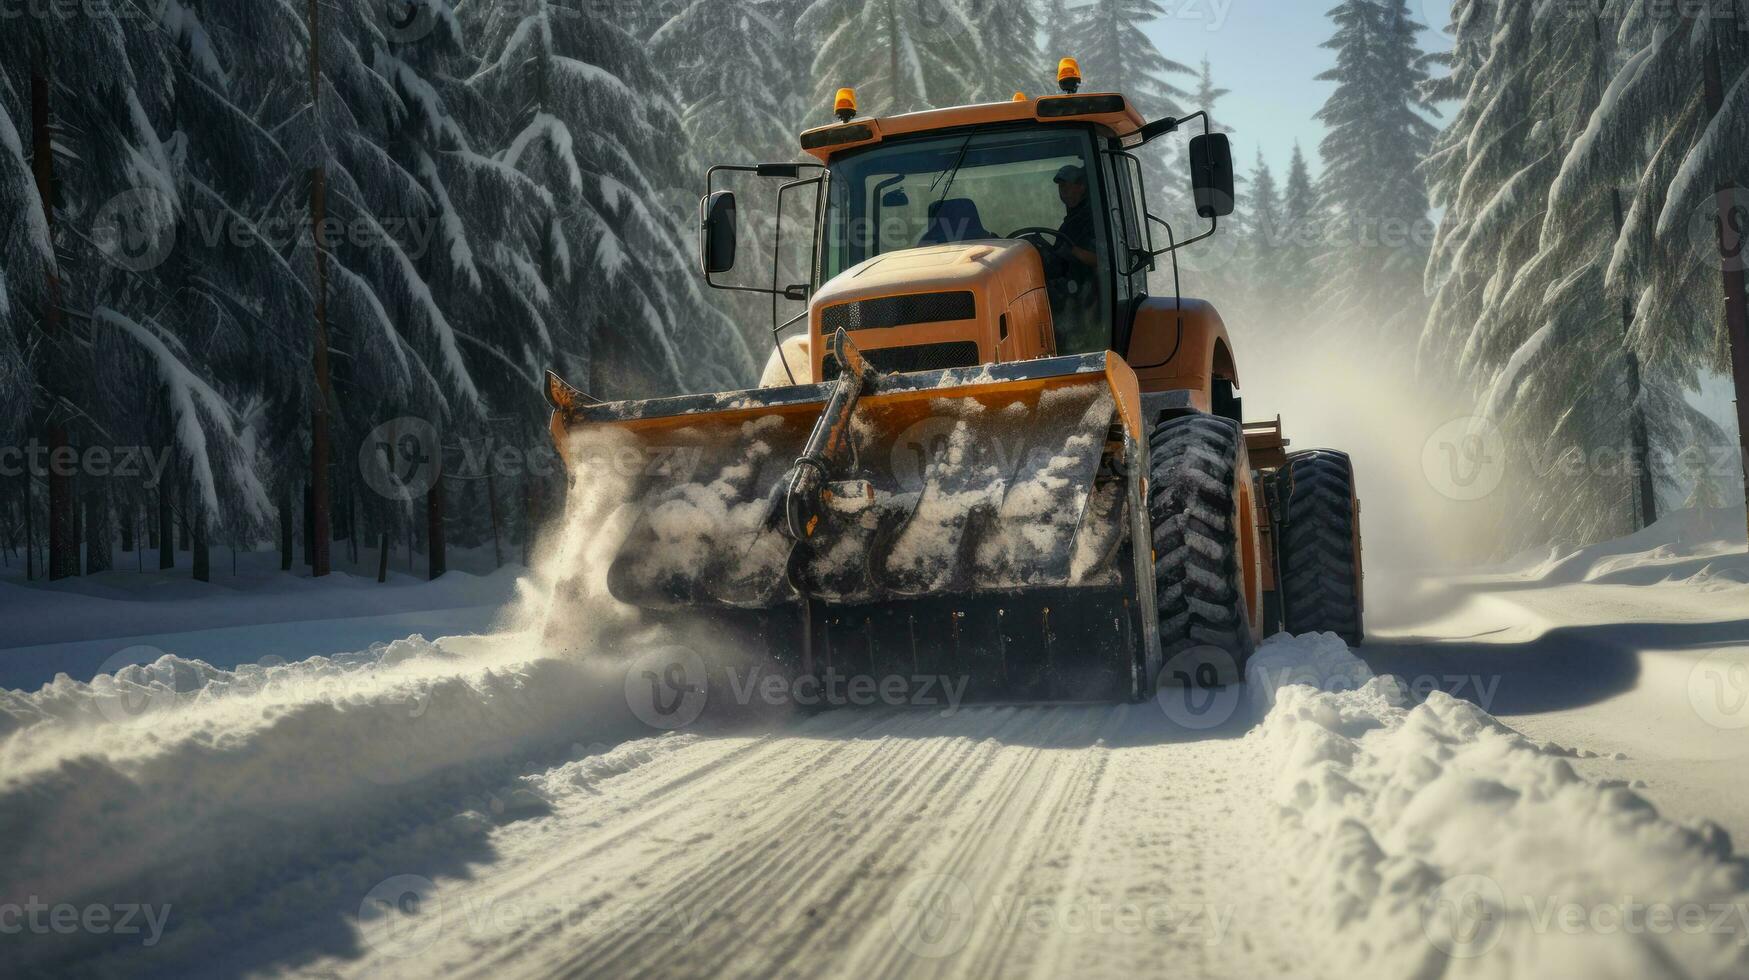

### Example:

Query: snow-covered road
xmin=5 ymin=509 xmax=1749 ymax=979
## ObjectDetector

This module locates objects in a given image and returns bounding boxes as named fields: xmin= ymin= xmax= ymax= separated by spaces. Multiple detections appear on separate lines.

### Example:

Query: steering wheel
xmin=1007 ymin=226 xmax=1083 ymax=288
xmin=1007 ymin=226 xmax=1070 ymax=251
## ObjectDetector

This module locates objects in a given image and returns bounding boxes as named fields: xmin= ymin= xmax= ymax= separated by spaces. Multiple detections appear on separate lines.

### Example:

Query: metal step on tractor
xmin=546 ymin=59 xmax=1365 ymax=702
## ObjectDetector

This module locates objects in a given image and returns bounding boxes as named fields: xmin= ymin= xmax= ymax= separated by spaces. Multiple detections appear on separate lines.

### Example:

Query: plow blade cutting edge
xmin=547 ymin=343 xmax=1163 ymax=702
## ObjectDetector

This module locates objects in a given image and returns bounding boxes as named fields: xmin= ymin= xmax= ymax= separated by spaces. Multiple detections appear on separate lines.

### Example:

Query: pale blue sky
xmin=1136 ymin=0 xmax=1455 ymax=180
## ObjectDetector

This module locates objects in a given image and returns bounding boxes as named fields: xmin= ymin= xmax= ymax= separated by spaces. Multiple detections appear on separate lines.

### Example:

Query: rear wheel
xmin=1279 ymin=450 xmax=1365 ymax=644
xmin=1148 ymin=413 xmax=1255 ymax=686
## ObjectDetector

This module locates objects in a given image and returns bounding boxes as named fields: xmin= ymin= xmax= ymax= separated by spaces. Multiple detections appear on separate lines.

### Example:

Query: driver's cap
xmin=1053 ymin=164 xmax=1086 ymax=184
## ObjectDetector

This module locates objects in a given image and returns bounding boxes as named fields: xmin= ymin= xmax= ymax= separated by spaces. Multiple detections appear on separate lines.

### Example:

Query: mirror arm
xmin=1151 ymin=212 xmax=1218 ymax=256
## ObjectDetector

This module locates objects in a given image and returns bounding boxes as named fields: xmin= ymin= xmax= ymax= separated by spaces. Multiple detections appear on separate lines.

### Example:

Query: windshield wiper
xmin=929 ymin=128 xmax=981 ymax=205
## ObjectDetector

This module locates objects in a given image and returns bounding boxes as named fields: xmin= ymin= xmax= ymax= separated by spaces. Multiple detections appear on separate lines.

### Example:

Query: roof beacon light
xmin=1057 ymin=58 xmax=1082 ymax=94
xmin=1012 ymin=91 xmax=1027 ymax=102
xmin=834 ymin=88 xmax=858 ymax=122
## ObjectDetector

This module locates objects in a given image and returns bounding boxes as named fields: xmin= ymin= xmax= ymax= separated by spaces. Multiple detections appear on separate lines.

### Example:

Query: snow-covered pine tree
xmin=1416 ymin=0 xmax=1727 ymax=547
xmin=0 ymin=75 xmax=47 ymax=449
xmin=798 ymin=0 xmax=981 ymax=114
xmin=1193 ymin=56 xmax=1229 ymax=132
xmin=1313 ymin=0 xmax=1437 ymax=349
xmin=466 ymin=0 xmax=756 ymax=398
xmin=651 ymin=0 xmax=798 ymax=164
xmin=1279 ymin=143 xmax=1320 ymax=300
xmin=1550 ymin=0 xmax=1749 ymax=521
xmin=1042 ymin=0 xmax=1073 ymax=65
xmin=1234 ymin=148 xmax=1282 ymax=335
xmin=967 ymin=0 xmax=1045 ymax=101
xmin=1065 ymin=0 xmax=1192 ymax=120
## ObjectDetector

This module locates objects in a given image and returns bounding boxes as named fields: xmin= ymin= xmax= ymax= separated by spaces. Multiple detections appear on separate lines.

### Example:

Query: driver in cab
xmin=1052 ymin=164 xmax=1097 ymax=273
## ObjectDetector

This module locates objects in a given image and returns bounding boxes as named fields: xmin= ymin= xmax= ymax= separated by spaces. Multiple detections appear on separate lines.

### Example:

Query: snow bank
xmin=1248 ymin=633 xmax=1749 ymax=979
xmin=0 ymin=634 xmax=645 ymax=970
xmin=1531 ymin=506 xmax=1749 ymax=588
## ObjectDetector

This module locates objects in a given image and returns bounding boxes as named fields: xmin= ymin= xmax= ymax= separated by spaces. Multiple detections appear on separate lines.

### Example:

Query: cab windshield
xmin=821 ymin=127 xmax=1112 ymax=354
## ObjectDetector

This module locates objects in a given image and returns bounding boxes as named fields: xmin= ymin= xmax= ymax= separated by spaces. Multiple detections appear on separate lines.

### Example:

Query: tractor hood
xmin=807 ymin=240 xmax=1053 ymax=380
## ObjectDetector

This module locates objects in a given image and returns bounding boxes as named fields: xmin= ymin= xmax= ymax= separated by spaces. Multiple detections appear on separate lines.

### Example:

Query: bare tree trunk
xmin=192 ymin=517 xmax=209 ymax=582
xmin=427 ymin=475 xmax=446 ymax=580
xmin=84 ymin=485 xmax=111 ymax=574
xmin=279 ymin=485 xmax=294 ymax=571
xmin=303 ymin=483 xmax=315 ymax=567
xmin=22 ymin=474 xmax=34 ymax=581
xmin=33 ymin=64 xmax=76 ymax=581
xmin=486 ymin=464 xmax=503 ymax=568
xmin=176 ymin=479 xmax=190 ymax=553
xmin=158 ymin=483 xmax=174 ymax=570
xmin=378 ymin=529 xmax=390 ymax=583
xmin=120 ymin=495 xmax=135 ymax=553
xmin=306 ymin=0 xmax=334 ymax=579
xmin=1705 ymin=40 xmax=1749 ymax=543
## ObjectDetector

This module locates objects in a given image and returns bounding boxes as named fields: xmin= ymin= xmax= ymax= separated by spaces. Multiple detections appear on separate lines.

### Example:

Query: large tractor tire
xmin=1148 ymin=413 xmax=1256 ymax=686
xmin=1279 ymin=450 xmax=1365 ymax=644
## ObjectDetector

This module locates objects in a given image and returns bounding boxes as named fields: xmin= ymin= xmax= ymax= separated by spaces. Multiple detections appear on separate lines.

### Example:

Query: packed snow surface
xmin=6 ymin=503 xmax=1747 ymax=977
xmin=5 ymin=625 xmax=1746 ymax=978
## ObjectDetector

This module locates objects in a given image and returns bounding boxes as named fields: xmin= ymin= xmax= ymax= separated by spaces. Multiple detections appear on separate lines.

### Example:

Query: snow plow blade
xmin=548 ymin=340 xmax=1161 ymax=702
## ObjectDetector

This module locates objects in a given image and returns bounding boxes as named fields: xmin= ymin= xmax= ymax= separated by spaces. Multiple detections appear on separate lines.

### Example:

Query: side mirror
xmin=1188 ymin=134 xmax=1234 ymax=219
xmin=700 ymin=190 xmax=738 ymax=274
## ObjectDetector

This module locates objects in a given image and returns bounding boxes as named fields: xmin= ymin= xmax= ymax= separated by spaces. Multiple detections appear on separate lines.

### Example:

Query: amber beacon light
xmin=834 ymin=88 xmax=858 ymax=122
xmin=1057 ymin=58 xmax=1082 ymax=93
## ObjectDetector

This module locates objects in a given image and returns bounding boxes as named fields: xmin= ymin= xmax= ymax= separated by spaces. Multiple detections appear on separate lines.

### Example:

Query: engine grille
xmin=821 ymin=291 xmax=976 ymax=332
xmin=820 ymin=341 xmax=982 ymax=381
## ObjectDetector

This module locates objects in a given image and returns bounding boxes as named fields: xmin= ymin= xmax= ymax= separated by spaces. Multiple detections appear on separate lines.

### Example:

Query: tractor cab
xmin=699 ymin=63 xmax=1235 ymax=391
